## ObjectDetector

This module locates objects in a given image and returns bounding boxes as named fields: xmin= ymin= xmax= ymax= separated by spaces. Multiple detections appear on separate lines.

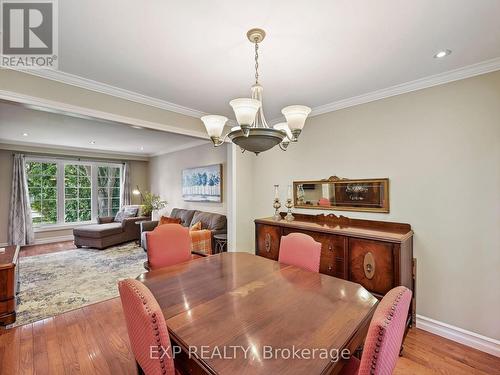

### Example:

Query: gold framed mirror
xmin=293 ymin=176 xmax=389 ymax=213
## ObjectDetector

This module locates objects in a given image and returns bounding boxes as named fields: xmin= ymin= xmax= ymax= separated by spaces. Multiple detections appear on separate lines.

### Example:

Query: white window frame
xmin=25 ymin=156 xmax=122 ymax=230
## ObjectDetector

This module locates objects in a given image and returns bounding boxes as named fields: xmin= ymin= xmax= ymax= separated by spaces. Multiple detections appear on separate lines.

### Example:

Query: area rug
xmin=14 ymin=241 xmax=147 ymax=327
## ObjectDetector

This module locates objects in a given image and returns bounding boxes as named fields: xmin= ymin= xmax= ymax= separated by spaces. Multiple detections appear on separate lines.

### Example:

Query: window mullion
xmin=57 ymin=161 xmax=65 ymax=224
xmin=91 ymin=166 xmax=98 ymax=221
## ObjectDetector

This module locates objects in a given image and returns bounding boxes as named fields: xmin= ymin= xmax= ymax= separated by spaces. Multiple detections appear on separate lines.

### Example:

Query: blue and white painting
xmin=182 ymin=164 xmax=222 ymax=202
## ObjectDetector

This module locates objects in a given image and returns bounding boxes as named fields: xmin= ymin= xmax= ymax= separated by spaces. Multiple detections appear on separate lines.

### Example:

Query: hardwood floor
xmin=19 ymin=241 xmax=77 ymax=258
xmin=0 ymin=298 xmax=498 ymax=375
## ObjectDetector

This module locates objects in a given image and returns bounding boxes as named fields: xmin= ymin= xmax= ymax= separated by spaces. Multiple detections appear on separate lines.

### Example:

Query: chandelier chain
xmin=254 ymin=41 xmax=259 ymax=84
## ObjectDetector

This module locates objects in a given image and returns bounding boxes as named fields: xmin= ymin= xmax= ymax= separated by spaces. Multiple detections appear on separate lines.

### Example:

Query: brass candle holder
xmin=285 ymin=198 xmax=294 ymax=222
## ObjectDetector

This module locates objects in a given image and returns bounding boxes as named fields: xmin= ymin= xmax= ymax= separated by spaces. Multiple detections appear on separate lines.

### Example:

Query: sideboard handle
xmin=265 ymin=233 xmax=272 ymax=253
xmin=363 ymin=252 xmax=376 ymax=279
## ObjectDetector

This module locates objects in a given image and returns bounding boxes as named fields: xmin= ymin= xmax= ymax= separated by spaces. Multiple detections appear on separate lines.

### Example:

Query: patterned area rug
xmin=14 ymin=241 xmax=147 ymax=327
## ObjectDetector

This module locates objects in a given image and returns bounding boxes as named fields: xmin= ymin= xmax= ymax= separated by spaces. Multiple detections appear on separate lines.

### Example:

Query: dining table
xmin=137 ymin=252 xmax=379 ymax=375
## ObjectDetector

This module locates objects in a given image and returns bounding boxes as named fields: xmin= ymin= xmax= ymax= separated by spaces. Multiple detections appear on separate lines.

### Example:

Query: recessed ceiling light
xmin=434 ymin=49 xmax=452 ymax=59
xmin=22 ymin=132 xmax=29 ymax=137
xmin=140 ymin=146 xmax=144 ymax=151
xmin=131 ymin=125 xmax=143 ymax=130
xmin=90 ymin=140 xmax=96 ymax=145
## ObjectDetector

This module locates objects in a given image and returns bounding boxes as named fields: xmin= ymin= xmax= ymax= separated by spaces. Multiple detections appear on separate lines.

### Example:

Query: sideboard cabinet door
xmin=349 ymin=238 xmax=394 ymax=295
xmin=255 ymin=224 xmax=281 ymax=261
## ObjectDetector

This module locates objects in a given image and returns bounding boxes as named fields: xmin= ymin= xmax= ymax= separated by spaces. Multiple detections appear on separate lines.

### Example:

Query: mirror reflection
xmin=294 ymin=178 xmax=389 ymax=213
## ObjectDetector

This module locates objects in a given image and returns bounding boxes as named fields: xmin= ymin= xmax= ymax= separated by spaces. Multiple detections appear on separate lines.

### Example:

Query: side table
xmin=213 ymin=234 xmax=227 ymax=254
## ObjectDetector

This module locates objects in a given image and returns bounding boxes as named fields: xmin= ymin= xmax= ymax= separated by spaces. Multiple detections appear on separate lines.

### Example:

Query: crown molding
xmin=13 ymin=57 xmax=500 ymax=128
xmin=270 ymin=57 xmax=500 ymax=124
xmin=18 ymin=69 xmax=208 ymax=119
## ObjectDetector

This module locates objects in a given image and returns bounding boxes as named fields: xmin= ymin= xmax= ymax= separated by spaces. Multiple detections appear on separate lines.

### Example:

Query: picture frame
xmin=182 ymin=164 xmax=223 ymax=202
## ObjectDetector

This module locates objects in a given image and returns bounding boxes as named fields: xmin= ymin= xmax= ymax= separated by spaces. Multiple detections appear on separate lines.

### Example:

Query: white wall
xmin=149 ymin=143 xmax=227 ymax=216
xmin=249 ymin=71 xmax=500 ymax=340
xmin=227 ymin=144 xmax=257 ymax=253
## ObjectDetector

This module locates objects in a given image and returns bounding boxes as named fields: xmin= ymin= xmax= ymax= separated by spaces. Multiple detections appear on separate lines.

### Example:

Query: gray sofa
xmin=140 ymin=208 xmax=227 ymax=251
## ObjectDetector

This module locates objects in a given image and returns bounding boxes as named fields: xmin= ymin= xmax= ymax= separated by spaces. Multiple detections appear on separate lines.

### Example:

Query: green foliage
xmin=63 ymin=164 xmax=92 ymax=223
xmin=142 ymin=192 xmax=167 ymax=216
xmin=27 ymin=162 xmax=58 ymax=224
xmin=26 ymin=161 xmax=123 ymax=224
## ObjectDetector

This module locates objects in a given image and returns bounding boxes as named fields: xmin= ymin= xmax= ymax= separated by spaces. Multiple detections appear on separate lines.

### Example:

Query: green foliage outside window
xmin=64 ymin=164 xmax=92 ymax=223
xmin=26 ymin=160 xmax=122 ymax=226
xmin=26 ymin=162 xmax=58 ymax=224
xmin=97 ymin=166 xmax=121 ymax=217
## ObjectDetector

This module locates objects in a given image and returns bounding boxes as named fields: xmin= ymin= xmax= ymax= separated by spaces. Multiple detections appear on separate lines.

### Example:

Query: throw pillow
xmin=114 ymin=207 xmax=138 ymax=222
xmin=190 ymin=221 xmax=202 ymax=231
xmin=159 ymin=216 xmax=182 ymax=225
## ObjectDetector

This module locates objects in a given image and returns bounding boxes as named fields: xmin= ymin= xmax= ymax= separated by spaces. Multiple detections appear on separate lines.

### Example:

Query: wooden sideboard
xmin=0 ymin=245 xmax=20 ymax=326
xmin=255 ymin=213 xmax=415 ymax=328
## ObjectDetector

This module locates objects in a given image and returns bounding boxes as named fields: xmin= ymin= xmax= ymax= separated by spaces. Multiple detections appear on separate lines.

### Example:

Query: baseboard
xmin=416 ymin=314 xmax=500 ymax=357
xmin=0 ymin=242 xmax=8 ymax=247
xmin=33 ymin=235 xmax=74 ymax=245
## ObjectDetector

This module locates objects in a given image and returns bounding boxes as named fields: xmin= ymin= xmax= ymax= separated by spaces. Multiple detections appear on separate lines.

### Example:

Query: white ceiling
xmin=0 ymin=102 xmax=208 ymax=157
xmin=54 ymin=0 xmax=500 ymax=120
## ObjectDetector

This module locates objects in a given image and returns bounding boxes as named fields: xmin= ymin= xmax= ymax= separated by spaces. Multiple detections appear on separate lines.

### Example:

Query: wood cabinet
xmin=255 ymin=213 xmax=415 ymax=329
xmin=255 ymin=224 xmax=281 ymax=261
xmin=0 ymin=245 xmax=20 ymax=326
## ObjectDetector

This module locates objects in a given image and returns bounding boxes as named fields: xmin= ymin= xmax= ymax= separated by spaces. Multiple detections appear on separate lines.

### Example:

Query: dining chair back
xmin=146 ymin=224 xmax=191 ymax=270
xmin=278 ymin=232 xmax=322 ymax=272
xmin=118 ymin=279 xmax=175 ymax=375
xmin=339 ymin=286 xmax=412 ymax=375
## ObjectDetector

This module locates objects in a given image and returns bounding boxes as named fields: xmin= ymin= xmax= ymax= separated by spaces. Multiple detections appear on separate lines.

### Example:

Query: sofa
xmin=73 ymin=205 xmax=149 ymax=249
xmin=140 ymin=208 xmax=227 ymax=252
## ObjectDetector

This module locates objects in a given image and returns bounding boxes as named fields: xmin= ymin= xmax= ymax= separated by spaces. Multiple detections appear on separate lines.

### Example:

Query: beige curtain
xmin=120 ymin=162 xmax=131 ymax=207
xmin=8 ymin=154 xmax=35 ymax=245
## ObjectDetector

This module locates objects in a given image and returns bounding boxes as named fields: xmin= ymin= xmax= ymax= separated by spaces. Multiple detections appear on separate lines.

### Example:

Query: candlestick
xmin=287 ymin=184 xmax=292 ymax=200
xmin=272 ymin=184 xmax=281 ymax=221
xmin=285 ymin=198 xmax=294 ymax=222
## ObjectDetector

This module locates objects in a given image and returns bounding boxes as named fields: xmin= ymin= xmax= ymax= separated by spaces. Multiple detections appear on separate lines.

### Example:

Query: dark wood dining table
xmin=137 ymin=252 xmax=378 ymax=375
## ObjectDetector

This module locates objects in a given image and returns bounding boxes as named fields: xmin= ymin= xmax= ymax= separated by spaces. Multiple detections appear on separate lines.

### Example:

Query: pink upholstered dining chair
xmin=339 ymin=286 xmax=412 ymax=375
xmin=118 ymin=279 xmax=177 ymax=375
xmin=278 ymin=232 xmax=322 ymax=272
xmin=146 ymin=224 xmax=191 ymax=270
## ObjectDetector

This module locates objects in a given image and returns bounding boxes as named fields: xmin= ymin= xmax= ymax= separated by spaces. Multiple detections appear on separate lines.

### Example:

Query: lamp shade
xmin=229 ymin=98 xmax=261 ymax=126
xmin=273 ymin=122 xmax=293 ymax=140
xmin=281 ymin=105 xmax=311 ymax=131
xmin=200 ymin=115 xmax=228 ymax=138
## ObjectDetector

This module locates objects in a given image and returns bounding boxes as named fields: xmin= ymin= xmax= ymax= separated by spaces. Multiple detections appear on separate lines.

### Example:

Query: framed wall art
xmin=182 ymin=164 xmax=222 ymax=202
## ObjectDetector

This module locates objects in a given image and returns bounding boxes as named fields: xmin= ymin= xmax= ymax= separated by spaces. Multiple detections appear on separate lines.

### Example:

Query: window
xmin=26 ymin=161 xmax=58 ymax=224
xmin=25 ymin=158 xmax=122 ymax=227
xmin=97 ymin=166 xmax=121 ymax=217
xmin=64 ymin=164 xmax=92 ymax=223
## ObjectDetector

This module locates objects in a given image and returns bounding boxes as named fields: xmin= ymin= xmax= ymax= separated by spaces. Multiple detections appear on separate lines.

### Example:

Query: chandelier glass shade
xmin=200 ymin=28 xmax=311 ymax=155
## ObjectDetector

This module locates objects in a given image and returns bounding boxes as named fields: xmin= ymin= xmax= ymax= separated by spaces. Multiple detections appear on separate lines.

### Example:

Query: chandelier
xmin=200 ymin=28 xmax=311 ymax=155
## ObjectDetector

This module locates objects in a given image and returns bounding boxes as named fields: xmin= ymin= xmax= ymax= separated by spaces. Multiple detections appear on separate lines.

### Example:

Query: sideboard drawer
xmin=255 ymin=224 xmax=281 ymax=261
xmin=349 ymin=239 xmax=394 ymax=295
